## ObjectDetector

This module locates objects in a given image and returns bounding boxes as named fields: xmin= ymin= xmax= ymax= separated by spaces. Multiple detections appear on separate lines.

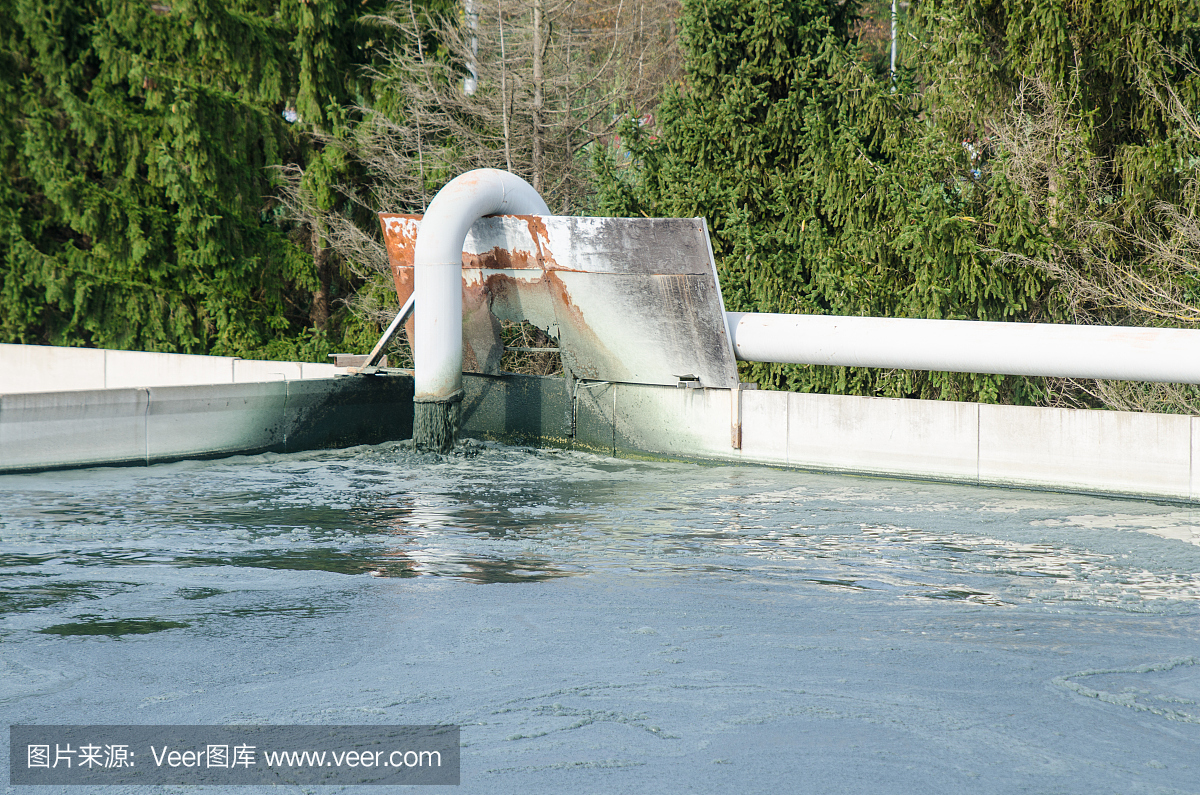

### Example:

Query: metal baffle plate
xmin=378 ymin=214 xmax=740 ymax=390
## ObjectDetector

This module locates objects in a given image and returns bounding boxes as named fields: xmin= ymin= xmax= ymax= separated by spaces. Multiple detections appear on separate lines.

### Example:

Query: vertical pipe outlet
xmin=413 ymin=169 xmax=550 ymax=452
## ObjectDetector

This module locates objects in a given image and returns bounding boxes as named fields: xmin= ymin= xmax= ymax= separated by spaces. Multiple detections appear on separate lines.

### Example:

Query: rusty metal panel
xmin=379 ymin=214 xmax=739 ymax=389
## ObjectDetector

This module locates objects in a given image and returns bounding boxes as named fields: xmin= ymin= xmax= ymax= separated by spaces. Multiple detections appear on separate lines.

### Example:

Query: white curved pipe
xmin=727 ymin=312 xmax=1200 ymax=383
xmin=413 ymin=169 xmax=549 ymax=402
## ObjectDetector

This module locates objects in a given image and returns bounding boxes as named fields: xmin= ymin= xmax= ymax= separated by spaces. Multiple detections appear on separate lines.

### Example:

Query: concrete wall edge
xmin=5 ymin=368 xmax=1196 ymax=504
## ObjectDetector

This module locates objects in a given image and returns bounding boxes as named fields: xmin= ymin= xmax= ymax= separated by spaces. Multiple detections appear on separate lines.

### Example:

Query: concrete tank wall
xmin=3 ymin=340 xmax=1195 ymax=502
xmin=0 ymin=343 xmax=341 ymax=394
xmin=458 ymin=374 xmax=1199 ymax=502
xmin=1 ymin=375 xmax=413 ymax=474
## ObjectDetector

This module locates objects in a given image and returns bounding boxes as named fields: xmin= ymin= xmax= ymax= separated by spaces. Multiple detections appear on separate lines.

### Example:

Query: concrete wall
xmin=0 ymin=376 xmax=413 ymax=474
xmin=0 ymin=344 xmax=340 ymax=394
xmin=4 ymin=343 xmax=1195 ymax=502
xmin=458 ymin=374 xmax=1199 ymax=502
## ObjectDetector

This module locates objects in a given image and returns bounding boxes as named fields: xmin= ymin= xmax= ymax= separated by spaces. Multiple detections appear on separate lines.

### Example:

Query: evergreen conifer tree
xmin=594 ymin=0 xmax=1051 ymax=402
xmin=913 ymin=0 xmax=1200 ymax=411
xmin=0 ymin=0 xmax=386 ymax=356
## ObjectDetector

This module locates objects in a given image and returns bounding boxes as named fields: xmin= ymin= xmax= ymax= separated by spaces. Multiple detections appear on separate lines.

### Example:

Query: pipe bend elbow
xmin=414 ymin=169 xmax=550 ymax=267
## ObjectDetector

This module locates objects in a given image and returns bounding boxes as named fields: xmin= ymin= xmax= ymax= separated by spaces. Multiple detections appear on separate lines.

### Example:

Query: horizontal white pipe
xmin=413 ymin=169 xmax=549 ymax=402
xmin=726 ymin=312 xmax=1200 ymax=383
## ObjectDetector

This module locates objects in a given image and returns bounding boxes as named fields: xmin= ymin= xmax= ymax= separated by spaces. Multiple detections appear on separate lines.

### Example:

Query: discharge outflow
xmin=414 ymin=394 xmax=462 ymax=455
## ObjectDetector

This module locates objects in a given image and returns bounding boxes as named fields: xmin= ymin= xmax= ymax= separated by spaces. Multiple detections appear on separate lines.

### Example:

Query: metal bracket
xmin=730 ymin=381 xmax=758 ymax=449
xmin=329 ymin=353 xmax=385 ymax=368
xmin=365 ymin=293 xmax=416 ymax=368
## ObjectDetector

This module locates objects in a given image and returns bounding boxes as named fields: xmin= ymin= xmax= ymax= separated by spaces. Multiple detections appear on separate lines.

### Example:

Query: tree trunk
xmin=499 ymin=0 xmax=512 ymax=172
xmin=310 ymin=224 xmax=332 ymax=330
xmin=531 ymin=0 xmax=544 ymax=191
xmin=1047 ymin=168 xmax=1060 ymax=229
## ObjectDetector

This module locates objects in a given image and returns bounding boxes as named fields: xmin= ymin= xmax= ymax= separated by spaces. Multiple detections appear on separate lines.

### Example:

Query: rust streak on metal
xmin=464 ymin=246 xmax=540 ymax=271
xmin=379 ymin=213 xmax=420 ymax=350
xmin=462 ymin=272 xmax=502 ymax=373
xmin=541 ymin=271 xmax=625 ymax=381
xmin=522 ymin=214 xmax=552 ymax=270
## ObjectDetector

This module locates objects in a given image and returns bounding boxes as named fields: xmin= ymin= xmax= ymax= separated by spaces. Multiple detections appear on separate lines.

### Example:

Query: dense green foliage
xmin=915 ymin=0 xmax=1200 ymax=412
xmin=6 ymin=0 xmax=1200 ymax=406
xmin=595 ymin=0 xmax=1200 ymax=404
xmin=0 ymin=0 xmax=385 ymax=356
xmin=593 ymin=0 xmax=1051 ymax=401
xmin=932 ymin=0 xmax=1200 ymax=203
xmin=920 ymin=0 xmax=1200 ymax=296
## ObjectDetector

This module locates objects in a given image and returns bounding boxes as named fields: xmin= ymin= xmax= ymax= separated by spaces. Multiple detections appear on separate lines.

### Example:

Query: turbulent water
xmin=2 ymin=441 xmax=1199 ymax=793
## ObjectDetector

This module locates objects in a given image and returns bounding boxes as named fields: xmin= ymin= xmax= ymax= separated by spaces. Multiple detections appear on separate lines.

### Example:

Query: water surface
xmin=2 ymin=442 xmax=1199 ymax=793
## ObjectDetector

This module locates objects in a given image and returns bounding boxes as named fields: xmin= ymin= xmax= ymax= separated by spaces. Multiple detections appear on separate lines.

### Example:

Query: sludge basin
xmin=2 ymin=441 xmax=1199 ymax=794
